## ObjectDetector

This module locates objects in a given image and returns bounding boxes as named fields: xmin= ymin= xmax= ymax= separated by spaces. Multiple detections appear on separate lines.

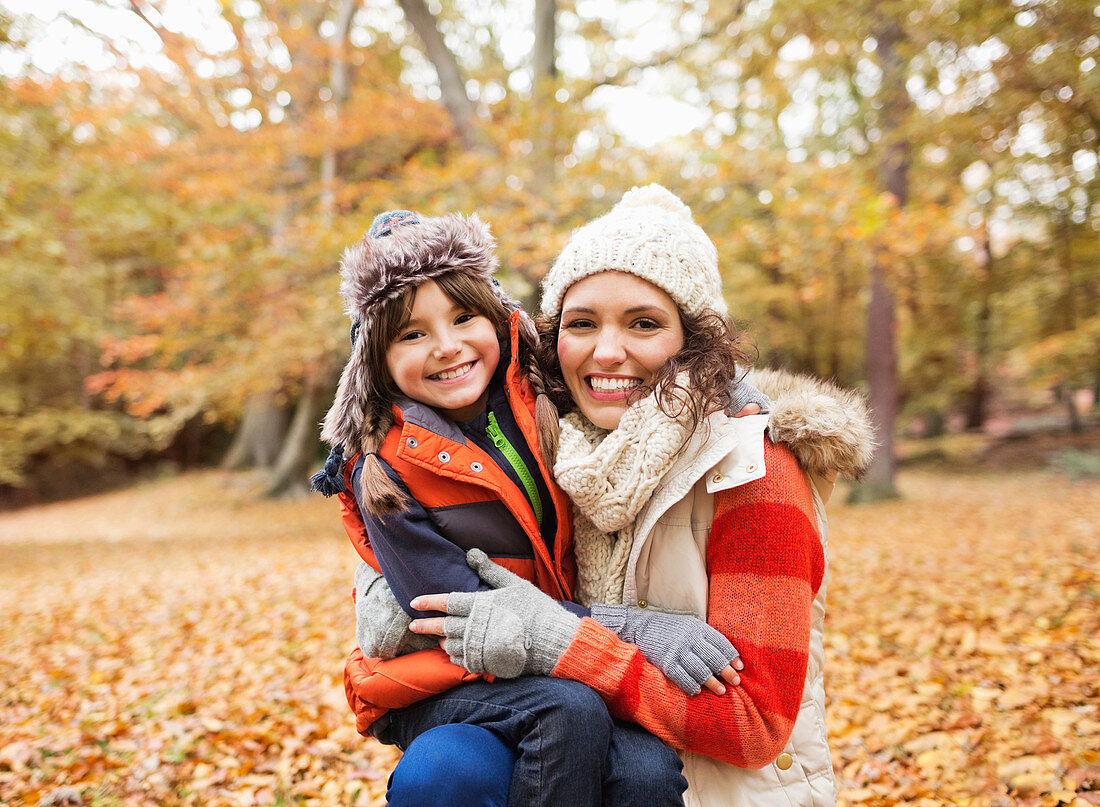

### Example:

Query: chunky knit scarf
xmin=554 ymin=389 xmax=696 ymax=606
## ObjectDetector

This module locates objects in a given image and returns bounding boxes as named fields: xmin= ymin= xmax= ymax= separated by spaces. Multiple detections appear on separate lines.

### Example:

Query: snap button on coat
xmin=776 ymin=753 xmax=793 ymax=770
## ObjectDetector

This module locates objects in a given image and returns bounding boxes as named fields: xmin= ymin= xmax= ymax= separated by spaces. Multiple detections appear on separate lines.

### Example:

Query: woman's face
xmin=556 ymin=272 xmax=684 ymax=430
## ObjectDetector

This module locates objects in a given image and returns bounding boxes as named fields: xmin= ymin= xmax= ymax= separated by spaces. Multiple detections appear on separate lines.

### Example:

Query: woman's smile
xmin=585 ymin=374 xmax=643 ymax=399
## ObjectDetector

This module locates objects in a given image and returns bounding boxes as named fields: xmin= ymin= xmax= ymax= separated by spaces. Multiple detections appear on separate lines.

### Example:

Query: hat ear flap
xmin=321 ymin=330 xmax=372 ymax=449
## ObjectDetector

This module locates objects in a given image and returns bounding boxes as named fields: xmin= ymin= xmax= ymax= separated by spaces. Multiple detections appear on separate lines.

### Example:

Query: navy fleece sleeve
xmin=355 ymin=459 xmax=487 ymax=620
xmin=354 ymin=457 xmax=590 ymax=621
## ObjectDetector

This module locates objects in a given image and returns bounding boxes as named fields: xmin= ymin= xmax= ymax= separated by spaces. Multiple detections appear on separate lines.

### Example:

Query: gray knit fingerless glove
xmin=441 ymin=550 xmax=581 ymax=677
xmin=354 ymin=563 xmax=437 ymax=659
xmin=590 ymin=603 xmax=740 ymax=695
xmin=728 ymin=368 xmax=771 ymax=415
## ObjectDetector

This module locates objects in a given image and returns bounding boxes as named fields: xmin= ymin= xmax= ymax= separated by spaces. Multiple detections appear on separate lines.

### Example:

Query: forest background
xmin=1 ymin=0 xmax=1097 ymax=503
xmin=1 ymin=0 xmax=1099 ymax=805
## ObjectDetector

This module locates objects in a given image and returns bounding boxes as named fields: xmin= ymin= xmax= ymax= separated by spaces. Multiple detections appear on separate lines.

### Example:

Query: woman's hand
xmin=590 ymin=604 xmax=743 ymax=696
xmin=409 ymin=550 xmax=581 ymax=678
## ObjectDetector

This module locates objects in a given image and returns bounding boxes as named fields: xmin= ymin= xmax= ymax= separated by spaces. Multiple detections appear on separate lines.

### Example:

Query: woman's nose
xmin=593 ymin=330 xmax=626 ymax=365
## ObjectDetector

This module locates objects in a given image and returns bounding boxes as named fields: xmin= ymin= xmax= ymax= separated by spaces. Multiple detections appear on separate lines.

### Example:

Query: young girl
xmin=313 ymin=209 xmax=754 ymax=807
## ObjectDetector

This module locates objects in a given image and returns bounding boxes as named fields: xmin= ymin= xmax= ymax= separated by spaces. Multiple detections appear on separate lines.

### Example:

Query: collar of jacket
xmin=632 ymin=412 xmax=768 ymax=541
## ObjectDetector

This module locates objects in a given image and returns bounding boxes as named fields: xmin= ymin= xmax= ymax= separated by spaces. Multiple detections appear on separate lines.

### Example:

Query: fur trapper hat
xmin=540 ymin=184 xmax=728 ymax=320
xmin=312 ymin=209 xmax=512 ymax=497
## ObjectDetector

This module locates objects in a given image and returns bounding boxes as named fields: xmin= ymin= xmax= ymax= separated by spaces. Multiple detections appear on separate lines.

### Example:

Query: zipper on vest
xmin=486 ymin=411 xmax=543 ymax=527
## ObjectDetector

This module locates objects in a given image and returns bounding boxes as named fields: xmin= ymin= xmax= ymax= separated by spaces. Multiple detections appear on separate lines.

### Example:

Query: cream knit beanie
xmin=540 ymin=184 xmax=728 ymax=320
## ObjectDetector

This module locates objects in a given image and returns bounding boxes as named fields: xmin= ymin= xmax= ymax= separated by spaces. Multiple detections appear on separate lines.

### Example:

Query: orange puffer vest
xmin=340 ymin=311 xmax=576 ymax=735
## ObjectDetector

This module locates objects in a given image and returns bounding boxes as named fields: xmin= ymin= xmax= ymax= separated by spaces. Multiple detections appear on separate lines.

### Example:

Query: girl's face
xmin=385 ymin=279 xmax=501 ymax=422
xmin=556 ymin=272 xmax=684 ymax=430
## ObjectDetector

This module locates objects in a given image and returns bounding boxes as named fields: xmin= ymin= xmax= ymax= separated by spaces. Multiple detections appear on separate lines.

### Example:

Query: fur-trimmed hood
xmin=339 ymin=212 xmax=499 ymax=333
xmin=320 ymin=211 xmax=508 ymax=452
xmin=756 ymin=368 xmax=876 ymax=480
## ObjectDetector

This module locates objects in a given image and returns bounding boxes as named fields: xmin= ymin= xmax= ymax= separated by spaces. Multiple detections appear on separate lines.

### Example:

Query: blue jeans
xmin=381 ymin=677 xmax=686 ymax=807
xmin=388 ymin=723 xmax=517 ymax=807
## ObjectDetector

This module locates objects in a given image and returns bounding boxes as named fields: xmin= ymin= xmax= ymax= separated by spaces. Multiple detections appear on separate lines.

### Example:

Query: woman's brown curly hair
xmin=534 ymin=305 xmax=756 ymax=437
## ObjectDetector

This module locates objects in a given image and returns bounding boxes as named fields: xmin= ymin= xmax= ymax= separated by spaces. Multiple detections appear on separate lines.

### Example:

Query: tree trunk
xmin=320 ymin=0 xmax=357 ymax=225
xmin=222 ymin=392 xmax=288 ymax=470
xmin=397 ymin=0 xmax=477 ymax=147
xmin=1066 ymin=389 xmax=1083 ymax=433
xmin=533 ymin=0 xmax=557 ymax=80
xmin=965 ymin=215 xmax=994 ymax=431
xmin=266 ymin=374 xmax=330 ymax=498
xmin=851 ymin=17 xmax=908 ymax=502
xmin=532 ymin=0 xmax=559 ymax=187
xmin=853 ymin=255 xmax=900 ymax=501
xmin=1093 ymin=366 xmax=1099 ymax=416
xmin=828 ymin=247 xmax=847 ymax=382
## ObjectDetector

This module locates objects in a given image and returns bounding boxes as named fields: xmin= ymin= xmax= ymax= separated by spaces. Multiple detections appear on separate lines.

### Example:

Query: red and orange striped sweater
xmin=552 ymin=441 xmax=824 ymax=769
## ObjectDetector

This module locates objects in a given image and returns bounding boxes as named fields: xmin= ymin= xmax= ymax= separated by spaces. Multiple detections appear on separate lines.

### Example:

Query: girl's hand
xmin=355 ymin=563 xmax=438 ymax=658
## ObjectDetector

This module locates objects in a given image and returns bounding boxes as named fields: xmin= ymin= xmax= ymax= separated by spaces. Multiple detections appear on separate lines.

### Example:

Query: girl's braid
xmin=515 ymin=310 xmax=561 ymax=466
xmin=358 ymin=401 xmax=408 ymax=516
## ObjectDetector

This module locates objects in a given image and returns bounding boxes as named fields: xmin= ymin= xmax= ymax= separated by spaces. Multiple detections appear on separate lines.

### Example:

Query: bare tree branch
xmin=575 ymin=2 xmax=747 ymax=99
xmin=396 ymin=0 xmax=477 ymax=147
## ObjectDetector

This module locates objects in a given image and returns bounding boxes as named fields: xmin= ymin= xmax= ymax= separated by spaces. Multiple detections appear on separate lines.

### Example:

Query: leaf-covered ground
xmin=1 ymin=469 xmax=1097 ymax=806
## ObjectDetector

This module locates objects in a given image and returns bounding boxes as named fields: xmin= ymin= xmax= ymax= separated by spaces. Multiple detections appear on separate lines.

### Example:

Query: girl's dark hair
xmin=534 ymin=304 xmax=755 ymax=437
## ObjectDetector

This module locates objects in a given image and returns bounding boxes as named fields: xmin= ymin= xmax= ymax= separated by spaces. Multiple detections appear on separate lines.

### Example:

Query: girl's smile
xmin=429 ymin=361 xmax=478 ymax=381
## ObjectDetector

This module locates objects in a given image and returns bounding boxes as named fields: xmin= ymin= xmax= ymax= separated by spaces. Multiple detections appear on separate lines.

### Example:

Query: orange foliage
xmin=0 ymin=469 xmax=1097 ymax=806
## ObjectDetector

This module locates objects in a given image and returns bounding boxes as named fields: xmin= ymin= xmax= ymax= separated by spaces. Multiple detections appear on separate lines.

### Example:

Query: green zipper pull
xmin=486 ymin=411 xmax=543 ymax=527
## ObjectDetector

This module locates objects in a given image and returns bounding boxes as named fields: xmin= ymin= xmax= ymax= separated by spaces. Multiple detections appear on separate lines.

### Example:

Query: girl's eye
xmin=455 ymin=313 xmax=476 ymax=325
xmin=397 ymin=330 xmax=424 ymax=342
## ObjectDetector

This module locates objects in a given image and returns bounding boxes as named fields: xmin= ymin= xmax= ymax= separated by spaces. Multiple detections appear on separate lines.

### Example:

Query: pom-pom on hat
xmin=312 ymin=209 xmax=512 ymax=497
xmin=540 ymin=184 xmax=728 ymax=321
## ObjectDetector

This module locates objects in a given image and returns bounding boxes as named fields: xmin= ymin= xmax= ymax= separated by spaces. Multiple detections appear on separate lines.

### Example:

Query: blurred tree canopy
xmin=0 ymin=0 xmax=1095 ymax=500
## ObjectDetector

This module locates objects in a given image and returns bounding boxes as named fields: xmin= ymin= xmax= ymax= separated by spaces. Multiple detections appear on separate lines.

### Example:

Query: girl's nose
xmin=434 ymin=329 xmax=460 ymax=357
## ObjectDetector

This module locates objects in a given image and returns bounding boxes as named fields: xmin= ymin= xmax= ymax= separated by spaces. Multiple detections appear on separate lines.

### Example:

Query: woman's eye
xmin=633 ymin=318 xmax=661 ymax=330
xmin=561 ymin=318 xmax=594 ymax=330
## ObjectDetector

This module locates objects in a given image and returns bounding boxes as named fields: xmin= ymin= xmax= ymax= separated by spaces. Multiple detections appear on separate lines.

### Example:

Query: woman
xmin=348 ymin=185 xmax=873 ymax=805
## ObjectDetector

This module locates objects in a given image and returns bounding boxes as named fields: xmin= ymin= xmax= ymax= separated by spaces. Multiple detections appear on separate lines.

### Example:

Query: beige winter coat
xmin=623 ymin=370 xmax=872 ymax=806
